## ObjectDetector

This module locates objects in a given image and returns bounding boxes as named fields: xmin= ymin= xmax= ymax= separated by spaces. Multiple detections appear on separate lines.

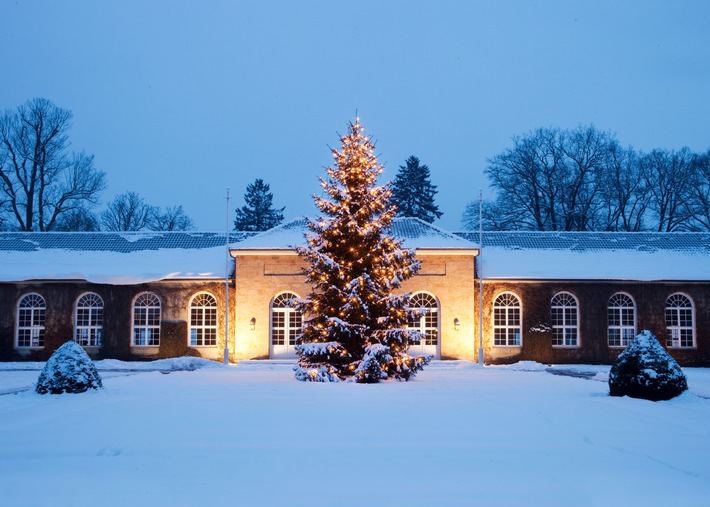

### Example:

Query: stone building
xmin=1 ymin=224 xmax=709 ymax=366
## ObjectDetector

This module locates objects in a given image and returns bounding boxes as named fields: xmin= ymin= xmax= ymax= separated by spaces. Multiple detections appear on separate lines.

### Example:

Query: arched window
xmin=75 ymin=293 xmax=104 ymax=347
xmin=608 ymin=293 xmax=635 ymax=347
xmin=190 ymin=292 xmax=218 ymax=347
xmin=493 ymin=293 xmax=521 ymax=346
xmin=551 ymin=292 xmax=579 ymax=347
xmin=271 ymin=292 xmax=302 ymax=358
xmin=666 ymin=293 xmax=695 ymax=348
xmin=407 ymin=292 xmax=439 ymax=356
xmin=17 ymin=293 xmax=46 ymax=348
xmin=133 ymin=292 xmax=161 ymax=346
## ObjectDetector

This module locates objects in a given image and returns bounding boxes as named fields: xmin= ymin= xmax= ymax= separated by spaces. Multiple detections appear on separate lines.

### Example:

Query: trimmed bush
xmin=36 ymin=341 xmax=103 ymax=394
xmin=609 ymin=330 xmax=687 ymax=401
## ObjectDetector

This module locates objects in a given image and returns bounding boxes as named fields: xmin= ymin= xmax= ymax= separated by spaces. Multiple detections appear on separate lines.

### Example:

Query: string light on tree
xmin=294 ymin=118 xmax=430 ymax=383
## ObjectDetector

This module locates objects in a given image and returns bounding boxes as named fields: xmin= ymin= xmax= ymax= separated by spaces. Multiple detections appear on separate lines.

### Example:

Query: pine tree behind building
xmin=233 ymin=179 xmax=285 ymax=231
xmin=391 ymin=155 xmax=443 ymax=223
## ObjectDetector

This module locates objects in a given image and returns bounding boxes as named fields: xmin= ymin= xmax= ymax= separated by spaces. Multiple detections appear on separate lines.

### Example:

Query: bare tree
xmin=483 ymin=126 xmax=620 ymax=231
xmin=484 ymin=128 xmax=560 ymax=230
xmin=101 ymin=192 xmax=154 ymax=231
xmin=472 ymin=126 xmax=707 ymax=232
xmin=686 ymin=149 xmax=710 ymax=231
xmin=0 ymin=98 xmax=106 ymax=231
xmin=595 ymin=145 xmax=648 ymax=231
xmin=640 ymin=148 xmax=695 ymax=232
xmin=558 ymin=126 xmax=615 ymax=231
xmin=461 ymin=200 xmax=523 ymax=231
xmin=149 ymin=205 xmax=194 ymax=231
xmin=53 ymin=207 xmax=101 ymax=231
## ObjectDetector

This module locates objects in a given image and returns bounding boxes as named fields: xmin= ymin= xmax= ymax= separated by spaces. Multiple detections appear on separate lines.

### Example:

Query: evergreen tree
xmin=391 ymin=155 xmax=443 ymax=223
xmin=294 ymin=119 xmax=430 ymax=383
xmin=233 ymin=179 xmax=285 ymax=231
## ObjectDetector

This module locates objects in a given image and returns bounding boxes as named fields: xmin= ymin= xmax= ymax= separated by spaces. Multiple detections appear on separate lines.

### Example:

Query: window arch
xmin=271 ymin=292 xmax=302 ymax=358
xmin=16 ymin=293 xmax=46 ymax=348
xmin=493 ymin=292 xmax=521 ymax=347
xmin=75 ymin=292 xmax=104 ymax=347
xmin=407 ymin=292 xmax=439 ymax=354
xmin=551 ymin=292 xmax=579 ymax=347
xmin=607 ymin=293 xmax=635 ymax=347
xmin=190 ymin=292 xmax=218 ymax=347
xmin=132 ymin=292 xmax=161 ymax=346
xmin=666 ymin=293 xmax=695 ymax=348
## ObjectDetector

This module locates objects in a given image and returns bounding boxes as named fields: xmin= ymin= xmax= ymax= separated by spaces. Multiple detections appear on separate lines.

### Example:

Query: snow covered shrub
xmin=608 ymin=330 xmax=687 ymax=401
xmin=36 ymin=341 xmax=103 ymax=394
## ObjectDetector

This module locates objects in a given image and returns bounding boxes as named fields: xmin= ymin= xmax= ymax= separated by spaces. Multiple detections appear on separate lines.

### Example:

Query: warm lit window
xmin=493 ymin=293 xmax=521 ymax=346
xmin=190 ymin=293 xmax=218 ymax=347
xmin=133 ymin=292 xmax=161 ymax=346
xmin=271 ymin=292 xmax=302 ymax=350
xmin=407 ymin=292 xmax=439 ymax=347
xmin=75 ymin=293 xmax=104 ymax=347
xmin=551 ymin=292 xmax=579 ymax=347
xmin=16 ymin=293 xmax=46 ymax=348
xmin=666 ymin=293 xmax=695 ymax=348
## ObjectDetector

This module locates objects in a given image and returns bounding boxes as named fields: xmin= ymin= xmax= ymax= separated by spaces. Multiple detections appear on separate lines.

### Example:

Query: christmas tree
xmin=294 ymin=119 xmax=430 ymax=383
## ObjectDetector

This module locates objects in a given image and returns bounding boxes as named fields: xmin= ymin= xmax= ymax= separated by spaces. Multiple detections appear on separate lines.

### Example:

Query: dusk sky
xmin=3 ymin=1 xmax=709 ymax=231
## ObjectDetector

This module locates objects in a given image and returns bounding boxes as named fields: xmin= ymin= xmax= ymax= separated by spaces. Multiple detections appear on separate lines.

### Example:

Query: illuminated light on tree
xmin=294 ymin=118 xmax=430 ymax=383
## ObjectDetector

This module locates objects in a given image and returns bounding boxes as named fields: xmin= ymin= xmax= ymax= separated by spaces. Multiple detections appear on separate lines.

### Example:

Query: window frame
xmin=74 ymin=292 xmax=104 ymax=347
xmin=407 ymin=291 xmax=440 ymax=348
xmin=665 ymin=293 xmax=695 ymax=349
xmin=607 ymin=292 xmax=636 ymax=348
xmin=132 ymin=292 xmax=161 ymax=347
xmin=492 ymin=292 xmax=522 ymax=347
xmin=551 ymin=292 xmax=580 ymax=348
xmin=270 ymin=292 xmax=302 ymax=350
xmin=16 ymin=293 xmax=46 ymax=349
xmin=189 ymin=292 xmax=218 ymax=347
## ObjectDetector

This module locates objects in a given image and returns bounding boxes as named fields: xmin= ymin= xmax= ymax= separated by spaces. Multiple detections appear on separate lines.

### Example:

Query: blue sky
xmin=3 ymin=1 xmax=709 ymax=231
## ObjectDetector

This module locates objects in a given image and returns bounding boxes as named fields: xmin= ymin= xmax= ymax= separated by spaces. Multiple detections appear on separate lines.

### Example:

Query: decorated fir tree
xmin=294 ymin=119 xmax=430 ymax=383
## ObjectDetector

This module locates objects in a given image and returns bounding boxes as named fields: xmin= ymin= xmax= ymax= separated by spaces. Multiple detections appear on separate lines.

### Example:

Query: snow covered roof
xmin=0 ymin=231 xmax=255 ymax=284
xmin=4 ymin=228 xmax=708 ymax=285
xmin=231 ymin=217 xmax=478 ymax=252
xmin=454 ymin=231 xmax=710 ymax=281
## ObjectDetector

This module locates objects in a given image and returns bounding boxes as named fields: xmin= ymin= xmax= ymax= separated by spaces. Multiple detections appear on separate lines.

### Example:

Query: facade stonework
xmin=231 ymin=251 xmax=478 ymax=361
xmin=479 ymin=280 xmax=710 ymax=366
xmin=0 ymin=280 xmax=230 ymax=362
xmin=2 ymin=227 xmax=710 ymax=366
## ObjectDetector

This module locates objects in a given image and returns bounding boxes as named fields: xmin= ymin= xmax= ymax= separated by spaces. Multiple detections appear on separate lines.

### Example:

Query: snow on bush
xmin=609 ymin=330 xmax=687 ymax=401
xmin=36 ymin=341 xmax=103 ymax=394
xmin=294 ymin=364 xmax=341 ymax=383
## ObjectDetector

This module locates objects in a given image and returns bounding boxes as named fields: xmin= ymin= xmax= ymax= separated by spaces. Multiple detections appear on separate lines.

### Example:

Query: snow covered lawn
xmin=1 ymin=360 xmax=709 ymax=506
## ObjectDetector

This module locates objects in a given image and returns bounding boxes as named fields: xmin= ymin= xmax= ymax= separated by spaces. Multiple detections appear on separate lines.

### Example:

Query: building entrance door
xmin=271 ymin=292 xmax=302 ymax=359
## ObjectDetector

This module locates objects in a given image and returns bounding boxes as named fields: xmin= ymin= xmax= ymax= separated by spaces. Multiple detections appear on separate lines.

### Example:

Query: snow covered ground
xmin=1 ymin=359 xmax=709 ymax=506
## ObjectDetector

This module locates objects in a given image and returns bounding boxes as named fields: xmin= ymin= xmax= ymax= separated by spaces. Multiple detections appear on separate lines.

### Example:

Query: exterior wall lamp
xmin=454 ymin=318 xmax=461 ymax=331
xmin=250 ymin=317 xmax=256 ymax=331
